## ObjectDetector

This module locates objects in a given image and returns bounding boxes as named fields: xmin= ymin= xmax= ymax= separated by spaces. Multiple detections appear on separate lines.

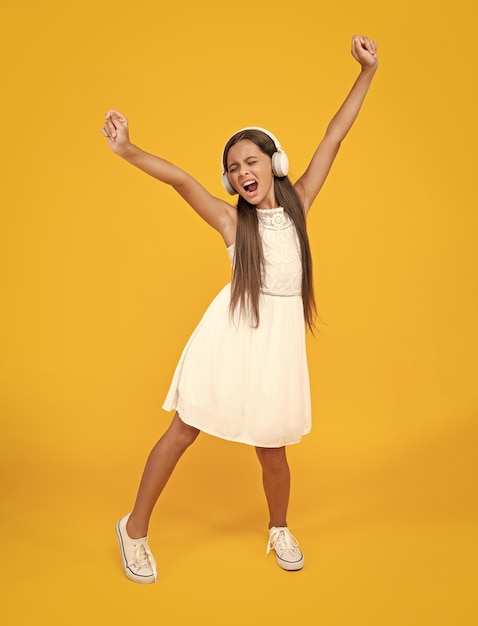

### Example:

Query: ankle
xmin=126 ymin=514 xmax=148 ymax=539
xmin=269 ymin=521 xmax=287 ymax=530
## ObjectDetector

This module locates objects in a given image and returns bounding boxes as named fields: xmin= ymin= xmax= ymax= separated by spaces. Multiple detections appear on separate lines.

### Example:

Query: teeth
xmin=244 ymin=180 xmax=256 ymax=188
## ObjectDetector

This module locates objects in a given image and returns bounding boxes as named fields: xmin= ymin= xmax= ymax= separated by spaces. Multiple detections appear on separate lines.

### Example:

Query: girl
xmin=102 ymin=35 xmax=378 ymax=584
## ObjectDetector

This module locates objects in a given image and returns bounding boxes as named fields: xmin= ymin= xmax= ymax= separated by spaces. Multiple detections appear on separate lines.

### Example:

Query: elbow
xmin=171 ymin=169 xmax=191 ymax=192
xmin=322 ymin=132 xmax=342 ymax=158
xmin=324 ymin=129 xmax=343 ymax=150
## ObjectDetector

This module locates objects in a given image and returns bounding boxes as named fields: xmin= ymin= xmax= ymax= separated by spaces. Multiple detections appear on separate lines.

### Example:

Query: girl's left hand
xmin=101 ymin=109 xmax=131 ymax=156
xmin=351 ymin=35 xmax=378 ymax=70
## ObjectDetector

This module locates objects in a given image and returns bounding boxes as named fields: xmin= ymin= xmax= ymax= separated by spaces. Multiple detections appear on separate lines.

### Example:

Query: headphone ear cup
xmin=271 ymin=151 xmax=289 ymax=177
xmin=222 ymin=172 xmax=237 ymax=195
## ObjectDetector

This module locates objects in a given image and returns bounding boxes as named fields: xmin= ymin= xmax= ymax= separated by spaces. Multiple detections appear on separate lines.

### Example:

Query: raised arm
xmin=102 ymin=110 xmax=236 ymax=245
xmin=294 ymin=35 xmax=378 ymax=214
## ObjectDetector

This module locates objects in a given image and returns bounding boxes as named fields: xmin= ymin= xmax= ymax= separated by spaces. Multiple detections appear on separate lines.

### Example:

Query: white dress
xmin=163 ymin=207 xmax=311 ymax=447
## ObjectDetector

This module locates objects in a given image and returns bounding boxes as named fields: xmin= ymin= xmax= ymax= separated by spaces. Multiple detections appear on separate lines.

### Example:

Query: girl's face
xmin=226 ymin=140 xmax=277 ymax=209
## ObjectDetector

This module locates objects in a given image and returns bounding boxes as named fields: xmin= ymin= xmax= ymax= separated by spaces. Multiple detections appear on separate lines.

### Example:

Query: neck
xmin=256 ymin=198 xmax=278 ymax=210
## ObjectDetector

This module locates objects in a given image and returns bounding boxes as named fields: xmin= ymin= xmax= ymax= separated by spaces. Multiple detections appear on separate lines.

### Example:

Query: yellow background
xmin=1 ymin=0 xmax=477 ymax=624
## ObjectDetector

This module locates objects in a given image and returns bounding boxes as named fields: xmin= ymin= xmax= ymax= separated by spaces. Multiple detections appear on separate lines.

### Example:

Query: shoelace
xmin=266 ymin=527 xmax=300 ymax=556
xmin=133 ymin=540 xmax=158 ymax=578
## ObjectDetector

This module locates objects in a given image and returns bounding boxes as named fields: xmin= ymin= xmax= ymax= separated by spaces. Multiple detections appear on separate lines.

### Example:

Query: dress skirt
xmin=162 ymin=207 xmax=312 ymax=448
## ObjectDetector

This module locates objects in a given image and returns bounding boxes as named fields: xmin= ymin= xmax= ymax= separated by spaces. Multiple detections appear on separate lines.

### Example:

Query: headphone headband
xmin=221 ymin=126 xmax=284 ymax=172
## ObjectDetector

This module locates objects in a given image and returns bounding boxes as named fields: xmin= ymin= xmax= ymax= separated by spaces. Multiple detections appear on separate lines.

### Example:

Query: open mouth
xmin=243 ymin=180 xmax=258 ymax=194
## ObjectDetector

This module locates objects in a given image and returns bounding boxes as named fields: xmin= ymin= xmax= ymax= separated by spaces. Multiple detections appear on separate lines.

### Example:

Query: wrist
xmin=360 ymin=63 xmax=378 ymax=77
xmin=116 ymin=142 xmax=137 ymax=160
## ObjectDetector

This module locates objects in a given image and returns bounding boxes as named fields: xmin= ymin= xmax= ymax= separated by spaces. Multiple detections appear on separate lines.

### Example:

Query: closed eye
xmin=228 ymin=159 xmax=257 ymax=173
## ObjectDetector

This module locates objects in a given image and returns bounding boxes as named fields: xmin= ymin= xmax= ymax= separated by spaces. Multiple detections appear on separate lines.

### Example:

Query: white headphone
xmin=221 ymin=126 xmax=289 ymax=195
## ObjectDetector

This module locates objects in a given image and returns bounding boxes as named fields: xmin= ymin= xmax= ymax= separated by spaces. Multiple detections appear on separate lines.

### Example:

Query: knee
xmin=255 ymin=446 xmax=288 ymax=472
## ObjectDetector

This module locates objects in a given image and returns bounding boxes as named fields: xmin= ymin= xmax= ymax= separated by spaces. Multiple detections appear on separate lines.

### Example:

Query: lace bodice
xmin=227 ymin=207 xmax=302 ymax=296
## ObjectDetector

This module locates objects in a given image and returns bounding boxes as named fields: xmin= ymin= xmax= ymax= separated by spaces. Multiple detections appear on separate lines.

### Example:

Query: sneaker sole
xmin=275 ymin=554 xmax=305 ymax=571
xmin=115 ymin=520 xmax=157 ymax=584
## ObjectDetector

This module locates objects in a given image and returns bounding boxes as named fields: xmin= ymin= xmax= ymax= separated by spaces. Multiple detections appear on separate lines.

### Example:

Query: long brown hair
xmin=223 ymin=129 xmax=316 ymax=330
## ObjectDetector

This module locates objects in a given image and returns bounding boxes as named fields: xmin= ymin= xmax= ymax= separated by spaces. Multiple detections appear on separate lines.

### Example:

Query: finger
xmin=103 ymin=119 xmax=118 ymax=141
xmin=104 ymin=110 xmax=127 ymax=138
xmin=358 ymin=35 xmax=378 ymax=59
xmin=365 ymin=37 xmax=377 ymax=57
xmin=362 ymin=36 xmax=374 ymax=55
xmin=105 ymin=108 xmax=122 ymax=120
xmin=108 ymin=109 xmax=128 ymax=128
xmin=101 ymin=125 xmax=115 ymax=141
xmin=104 ymin=118 xmax=117 ymax=139
xmin=354 ymin=35 xmax=369 ymax=57
xmin=353 ymin=35 xmax=361 ymax=49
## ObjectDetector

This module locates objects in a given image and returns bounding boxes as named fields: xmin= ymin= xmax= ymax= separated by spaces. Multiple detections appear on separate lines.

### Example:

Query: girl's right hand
xmin=101 ymin=109 xmax=130 ymax=155
xmin=351 ymin=35 xmax=378 ymax=71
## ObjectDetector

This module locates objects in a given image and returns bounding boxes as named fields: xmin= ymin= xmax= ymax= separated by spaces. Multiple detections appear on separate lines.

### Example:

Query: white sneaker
xmin=115 ymin=514 xmax=158 ymax=584
xmin=266 ymin=526 xmax=305 ymax=571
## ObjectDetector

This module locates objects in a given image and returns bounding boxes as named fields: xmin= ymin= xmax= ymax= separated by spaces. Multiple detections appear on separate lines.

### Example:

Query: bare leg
xmin=126 ymin=412 xmax=199 ymax=539
xmin=255 ymin=446 xmax=290 ymax=528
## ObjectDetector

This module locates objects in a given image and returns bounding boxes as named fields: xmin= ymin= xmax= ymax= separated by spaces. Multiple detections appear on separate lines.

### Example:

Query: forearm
xmin=117 ymin=143 xmax=187 ymax=188
xmin=326 ymin=66 xmax=377 ymax=144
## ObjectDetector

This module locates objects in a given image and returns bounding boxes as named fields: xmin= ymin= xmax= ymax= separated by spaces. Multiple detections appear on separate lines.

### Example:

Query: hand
xmin=351 ymin=35 xmax=378 ymax=70
xmin=101 ymin=109 xmax=130 ymax=155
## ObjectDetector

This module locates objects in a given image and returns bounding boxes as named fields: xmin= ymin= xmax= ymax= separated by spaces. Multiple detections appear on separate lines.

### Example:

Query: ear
xmin=272 ymin=151 xmax=289 ymax=177
xmin=222 ymin=171 xmax=237 ymax=195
